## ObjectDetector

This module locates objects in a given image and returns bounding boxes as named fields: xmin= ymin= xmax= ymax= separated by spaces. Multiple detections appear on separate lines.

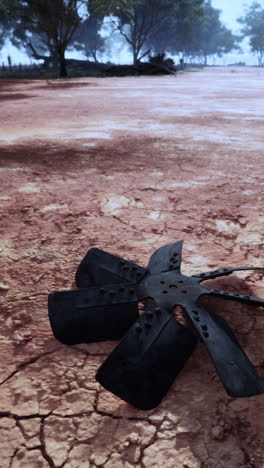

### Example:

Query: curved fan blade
xmin=208 ymin=289 xmax=264 ymax=308
xmin=193 ymin=266 xmax=264 ymax=282
xmin=183 ymin=304 xmax=264 ymax=397
xmin=96 ymin=301 xmax=197 ymax=410
xmin=147 ymin=241 xmax=183 ymax=275
xmin=75 ymin=248 xmax=147 ymax=288
xmin=48 ymin=284 xmax=139 ymax=345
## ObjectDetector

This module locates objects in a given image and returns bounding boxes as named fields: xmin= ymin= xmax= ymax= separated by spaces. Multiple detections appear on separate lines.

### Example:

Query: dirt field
xmin=0 ymin=67 xmax=264 ymax=468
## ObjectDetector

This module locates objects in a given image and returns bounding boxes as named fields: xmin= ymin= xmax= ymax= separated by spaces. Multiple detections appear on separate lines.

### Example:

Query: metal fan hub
xmin=137 ymin=271 xmax=205 ymax=308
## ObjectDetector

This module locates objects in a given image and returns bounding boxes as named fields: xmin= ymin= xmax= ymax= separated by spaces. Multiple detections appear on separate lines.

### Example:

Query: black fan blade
xmin=208 ymin=289 xmax=264 ymax=308
xmin=193 ymin=266 xmax=264 ymax=282
xmin=147 ymin=241 xmax=183 ymax=275
xmin=75 ymin=248 xmax=147 ymax=288
xmin=96 ymin=302 xmax=197 ymax=410
xmin=48 ymin=284 xmax=139 ymax=345
xmin=183 ymin=304 xmax=264 ymax=397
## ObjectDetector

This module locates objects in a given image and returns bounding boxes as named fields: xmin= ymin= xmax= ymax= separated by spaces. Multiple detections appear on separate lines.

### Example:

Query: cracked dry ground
xmin=0 ymin=67 xmax=264 ymax=468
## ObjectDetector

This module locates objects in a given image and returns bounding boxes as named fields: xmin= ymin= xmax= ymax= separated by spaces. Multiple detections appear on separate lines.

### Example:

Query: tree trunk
xmin=258 ymin=52 xmax=264 ymax=67
xmin=132 ymin=47 xmax=138 ymax=66
xmin=58 ymin=49 xmax=67 ymax=78
xmin=92 ymin=50 xmax=98 ymax=63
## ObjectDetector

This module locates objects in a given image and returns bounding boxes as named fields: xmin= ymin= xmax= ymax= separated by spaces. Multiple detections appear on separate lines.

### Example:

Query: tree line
xmin=0 ymin=0 xmax=264 ymax=77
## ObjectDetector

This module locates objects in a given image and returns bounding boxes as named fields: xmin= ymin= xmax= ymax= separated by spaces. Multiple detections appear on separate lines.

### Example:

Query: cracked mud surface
xmin=0 ymin=67 xmax=264 ymax=467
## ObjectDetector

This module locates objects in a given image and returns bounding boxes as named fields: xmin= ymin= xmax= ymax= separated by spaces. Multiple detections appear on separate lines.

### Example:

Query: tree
xmin=74 ymin=15 xmax=105 ymax=62
xmin=13 ymin=1 xmax=86 ymax=77
xmin=91 ymin=0 xmax=170 ymax=65
xmin=238 ymin=2 xmax=264 ymax=67
xmin=0 ymin=0 xmax=17 ymax=50
xmin=91 ymin=0 xmax=203 ymax=65
xmin=0 ymin=2 xmax=7 ymax=48
xmin=12 ymin=26 xmax=58 ymax=67
xmin=145 ymin=0 xmax=204 ymax=57
xmin=182 ymin=1 xmax=240 ymax=65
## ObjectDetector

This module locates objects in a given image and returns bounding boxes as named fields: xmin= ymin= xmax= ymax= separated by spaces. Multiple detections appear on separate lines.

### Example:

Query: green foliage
xmin=238 ymin=2 xmax=264 ymax=66
xmin=0 ymin=0 xmax=17 ymax=47
xmin=0 ymin=0 xmax=244 ymax=73
xmin=145 ymin=0 xmax=238 ymax=63
xmin=146 ymin=0 xmax=204 ymax=55
xmin=91 ymin=0 xmax=204 ymax=64
xmin=0 ymin=0 xmax=17 ymax=16
xmin=184 ymin=1 xmax=240 ymax=64
xmin=90 ymin=0 xmax=136 ymax=18
xmin=75 ymin=15 xmax=106 ymax=61
xmin=12 ymin=0 xmax=85 ymax=76
xmin=17 ymin=0 xmax=81 ymax=45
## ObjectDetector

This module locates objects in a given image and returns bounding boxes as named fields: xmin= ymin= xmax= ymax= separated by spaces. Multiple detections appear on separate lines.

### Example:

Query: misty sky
xmin=2 ymin=0 xmax=264 ymax=66
xmin=212 ymin=0 xmax=248 ymax=31
xmin=211 ymin=0 xmax=264 ymax=64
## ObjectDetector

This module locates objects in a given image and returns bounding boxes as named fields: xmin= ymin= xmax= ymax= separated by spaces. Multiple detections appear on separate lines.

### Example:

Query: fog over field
xmin=1 ymin=0 xmax=264 ymax=66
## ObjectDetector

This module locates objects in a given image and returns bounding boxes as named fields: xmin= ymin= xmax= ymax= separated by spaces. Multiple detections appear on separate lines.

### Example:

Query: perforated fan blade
xmin=48 ymin=284 xmax=138 ymax=345
xmin=75 ymin=248 xmax=147 ymax=288
xmin=147 ymin=241 xmax=183 ymax=274
xmin=193 ymin=266 xmax=264 ymax=282
xmin=183 ymin=304 xmax=264 ymax=397
xmin=96 ymin=301 xmax=197 ymax=410
xmin=209 ymin=289 xmax=264 ymax=308
xmin=49 ymin=248 xmax=147 ymax=345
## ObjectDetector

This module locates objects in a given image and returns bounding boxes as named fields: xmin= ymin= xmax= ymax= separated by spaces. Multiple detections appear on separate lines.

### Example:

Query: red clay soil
xmin=0 ymin=68 xmax=264 ymax=467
